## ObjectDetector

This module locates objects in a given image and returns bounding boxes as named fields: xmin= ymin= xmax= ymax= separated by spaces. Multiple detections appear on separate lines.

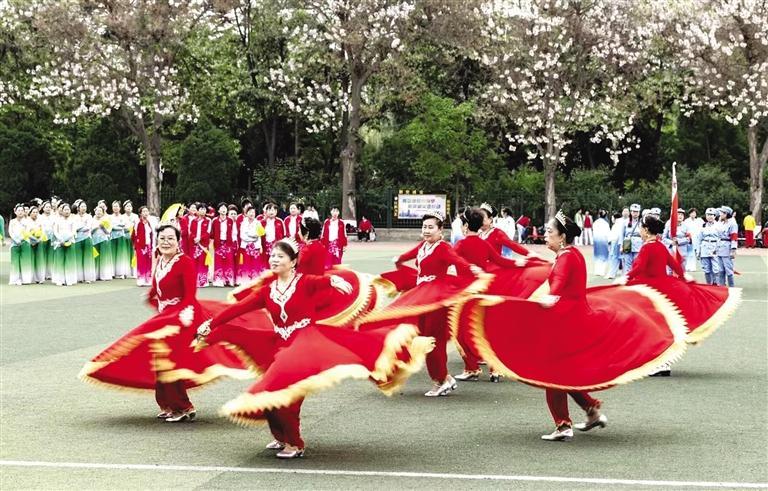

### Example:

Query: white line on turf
xmin=1 ymin=460 xmax=766 ymax=489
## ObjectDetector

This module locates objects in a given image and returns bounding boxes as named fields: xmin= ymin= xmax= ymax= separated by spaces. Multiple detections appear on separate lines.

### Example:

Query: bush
xmin=176 ymin=120 xmax=241 ymax=204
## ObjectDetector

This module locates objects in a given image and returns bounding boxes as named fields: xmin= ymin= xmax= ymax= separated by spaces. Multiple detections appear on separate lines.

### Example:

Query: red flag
xmin=670 ymin=162 xmax=682 ymax=265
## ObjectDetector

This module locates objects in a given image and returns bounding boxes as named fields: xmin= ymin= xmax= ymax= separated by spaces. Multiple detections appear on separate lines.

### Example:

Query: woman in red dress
xmin=452 ymin=208 xmax=551 ymax=382
xmin=188 ymin=203 xmax=211 ymax=287
xmin=321 ymin=206 xmax=347 ymax=267
xmin=131 ymin=206 xmax=154 ymax=287
xmin=297 ymin=216 xmax=330 ymax=275
xmin=211 ymin=203 xmax=238 ymax=287
xmin=620 ymin=215 xmax=741 ymax=376
xmin=459 ymin=211 xmax=688 ymax=441
xmin=80 ymin=224 xmax=252 ymax=422
xmin=357 ymin=212 xmax=488 ymax=397
xmin=478 ymin=203 xmax=533 ymax=258
xmin=196 ymin=239 xmax=431 ymax=458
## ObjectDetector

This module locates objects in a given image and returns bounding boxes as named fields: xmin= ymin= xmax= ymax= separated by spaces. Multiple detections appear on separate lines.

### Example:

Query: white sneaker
xmin=454 ymin=370 xmax=481 ymax=381
xmin=574 ymin=413 xmax=608 ymax=432
xmin=265 ymin=440 xmax=285 ymax=450
xmin=424 ymin=375 xmax=457 ymax=397
xmin=165 ymin=408 xmax=196 ymax=422
xmin=541 ymin=427 xmax=574 ymax=441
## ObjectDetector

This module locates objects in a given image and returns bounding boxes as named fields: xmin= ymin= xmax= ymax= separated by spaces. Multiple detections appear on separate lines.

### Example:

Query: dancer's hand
xmin=538 ymin=294 xmax=560 ymax=308
xmin=470 ymin=265 xmax=483 ymax=275
xmin=515 ymin=257 xmax=528 ymax=267
xmin=683 ymin=273 xmax=694 ymax=283
xmin=330 ymin=275 xmax=353 ymax=294
xmin=196 ymin=319 xmax=212 ymax=338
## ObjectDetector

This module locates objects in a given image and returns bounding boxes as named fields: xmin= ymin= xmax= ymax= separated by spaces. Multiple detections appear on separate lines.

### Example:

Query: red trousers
xmin=420 ymin=309 xmax=449 ymax=382
xmin=545 ymin=389 xmax=601 ymax=427
xmin=155 ymin=381 xmax=193 ymax=412
xmin=265 ymin=399 xmax=304 ymax=448
xmin=745 ymin=230 xmax=755 ymax=248
xmin=457 ymin=309 xmax=482 ymax=371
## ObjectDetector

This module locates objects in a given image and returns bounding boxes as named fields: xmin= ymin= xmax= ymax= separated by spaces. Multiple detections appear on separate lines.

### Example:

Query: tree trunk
xmin=294 ymin=118 xmax=300 ymax=159
xmin=747 ymin=126 xmax=767 ymax=224
xmin=543 ymin=135 xmax=558 ymax=220
xmin=133 ymin=115 xmax=162 ymax=215
xmin=262 ymin=118 xmax=277 ymax=167
xmin=340 ymin=75 xmax=363 ymax=220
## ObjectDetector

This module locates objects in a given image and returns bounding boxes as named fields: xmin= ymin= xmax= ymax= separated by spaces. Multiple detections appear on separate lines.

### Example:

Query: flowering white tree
xmin=264 ymin=0 xmax=422 ymax=219
xmin=6 ymin=0 xmax=211 ymax=214
xmin=478 ymin=0 xmax=655 ymax=219
xmin=666 ymin=0 xmax=767 ymax=222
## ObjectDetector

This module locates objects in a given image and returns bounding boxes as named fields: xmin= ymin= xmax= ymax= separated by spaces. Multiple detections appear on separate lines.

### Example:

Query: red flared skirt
xmin=79 ymin=301 xmax=254 ymax=391
xmin=219 ymin=323 xmax=434 ymax=426
xmin=463 ymin=284 xmax=689 ymax=391
xmin=628 ymin=277 xmax=741 ymax=344
xmin=359 ymin=265 xmax=491 ymax=330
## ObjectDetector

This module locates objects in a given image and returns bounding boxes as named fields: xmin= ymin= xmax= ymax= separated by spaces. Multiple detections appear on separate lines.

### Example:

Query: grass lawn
xmin=1 ymin=242 xmax=766 ymax=489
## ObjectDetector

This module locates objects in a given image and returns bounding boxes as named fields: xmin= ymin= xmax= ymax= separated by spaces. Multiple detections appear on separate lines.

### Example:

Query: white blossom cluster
xmin=478 ymin=0 xmax=656 ymax=166
xmin=261 ymin=0 xmax=416 ymax=134
xmin=664 ymin=0 xmax=767 ymax=128
xmin=6 ymin=0 xmax=207 ymax=126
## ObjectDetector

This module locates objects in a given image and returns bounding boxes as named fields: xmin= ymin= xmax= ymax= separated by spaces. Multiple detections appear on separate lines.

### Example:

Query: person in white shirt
xmin=683 ymin=208 xmax=704 ymax=272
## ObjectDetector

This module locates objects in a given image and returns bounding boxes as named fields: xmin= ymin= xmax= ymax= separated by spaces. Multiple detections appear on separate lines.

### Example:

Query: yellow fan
xmin=255 ymin=222 xmax=265 ymax=237
xmin=92 ymin=247 xmax=100 ymax=258
xmin=131 ymin=255 xmax=137 ymax=268
xmin=161 ymin=203 xmax=183 ymax=223
xmin=204 ymin=250 xmax=213 ymax=267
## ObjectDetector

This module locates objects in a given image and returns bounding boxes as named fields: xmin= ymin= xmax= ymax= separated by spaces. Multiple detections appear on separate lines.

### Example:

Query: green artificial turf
xmin=1 ymin=243 xmax=766 ymax=489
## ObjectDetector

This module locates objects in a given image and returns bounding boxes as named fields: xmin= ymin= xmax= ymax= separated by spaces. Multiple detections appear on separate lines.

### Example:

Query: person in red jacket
xmin=259 ymin=202 xmax=286 ymax=266
xmin=210 ymin=203 xmax=238 ymax=287
xmin=297 ymin=217 xmax=329 ymax=275
xmin=283 ymin=202 xmax=304 ymax=242
xmin=131 ymin=206 xmax=154 ymax=287
xmin=189 ymin=203 xmax=211 ymax=287
xmin=357 ymin=216 xmax=373 ymax=241
xmin=322 ymin=206 xmax=347 ymax=267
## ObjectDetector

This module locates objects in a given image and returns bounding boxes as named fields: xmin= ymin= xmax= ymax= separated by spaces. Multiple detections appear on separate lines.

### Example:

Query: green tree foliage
xmin=52 ymin=117 xmax=142 ymax=205
xmin=0 ymin=109 xmax=57 ymax=212
xmin=365 ymin=94 xmax=504 ymax=203
xmin=176 ymin=121 xmax=241 ymax=204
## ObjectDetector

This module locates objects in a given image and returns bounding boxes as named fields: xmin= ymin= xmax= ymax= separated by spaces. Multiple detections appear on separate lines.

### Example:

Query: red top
xmin=178 ymin=215 xmax=190 ymax=243
xmin=479 ymin=227 xmax=530 ymax=256
xmin=283 ymin=215 xmax=303 ymax=241
xmin=209 ymin=273 xmax=335 ymax=332
xmin=517 ymin=216 xmax=530 ymax=227
xmin=454 ymin=235 xmax=518 ymax=271
xmin=322 ymin=219 xmax=348 ymax=248
xmin=358 ymin=218 xmax=373 ymax=233
xmin=188 ymin=217 xmax=211 ymax=251
xmin=548 ymin=246 xmax=587 ymax=301
xmin=397 ymin=240 xmax=473 ymax=281
xmin=147 ymin=254 xmax=197 ymax=313
xmin=297 ymin=240 xmax=329 ymax=275
xmin=626 ymin=239 xmax=684 ymax=281
xmin=131 ymin=220 xmax=153 ymax=249
xmin=259 ymin=217 xmax=286 ymax=249
xmin=584 ymin=215 xmax=592 ymax=228
xmin=210 ymin=216 xmax=238 ymax=248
